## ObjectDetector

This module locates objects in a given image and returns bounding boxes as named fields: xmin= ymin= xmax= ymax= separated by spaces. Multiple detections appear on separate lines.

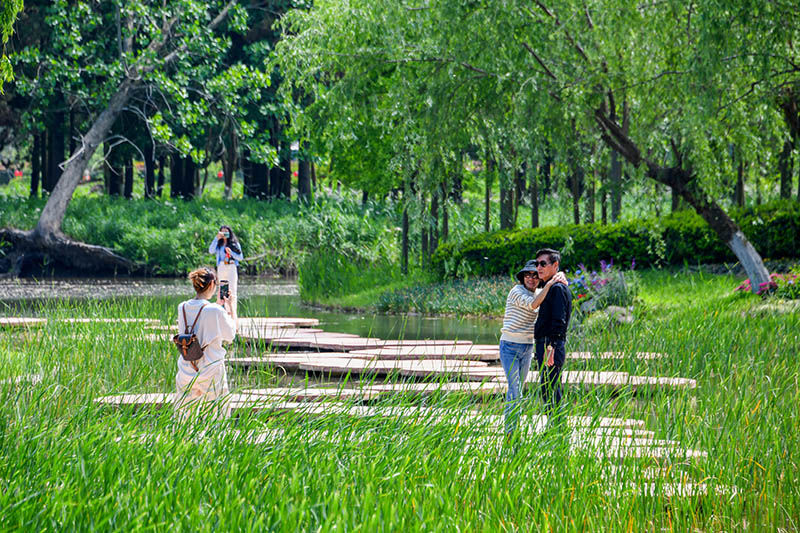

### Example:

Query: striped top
xmin=500 ymin=284 xmax=542 ymax=344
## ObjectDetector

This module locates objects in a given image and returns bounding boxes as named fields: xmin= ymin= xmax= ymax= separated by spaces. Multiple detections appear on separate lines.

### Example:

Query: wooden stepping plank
xmin=269 ymin=336 xmax=386 ymax=351
xmin=350 ymin=345 xmax=499 ymax=361
xmin=96 ymin=393 xmax=172 ymax=407
xmin=380 ymin=339 xmax=473 ymax=347
xmin=239 ymin=387 xmax=380 ymax=401
xmin=238 ymin=327 xmax=326 ymax=340
xmin=0 ymin=317 xmax=46 ymax=329
xmin=238 ymin=317 xmax=320 ymax=328
xmin=228 ymin=354 xmax=369 ymax=371
xmin=608 ymin=482 xmax=733 ymax=498
xmin=298 ymin=358 xmax=488 ymax=378
xmin=365 ymin=381 xmax=505 ymax=396
xmin=595 ymin=446 xmax=707 ymax=459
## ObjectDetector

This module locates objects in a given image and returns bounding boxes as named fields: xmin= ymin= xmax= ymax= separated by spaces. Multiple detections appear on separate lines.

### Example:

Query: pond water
xmin=1 ymin=277 xmax=502 ymax=344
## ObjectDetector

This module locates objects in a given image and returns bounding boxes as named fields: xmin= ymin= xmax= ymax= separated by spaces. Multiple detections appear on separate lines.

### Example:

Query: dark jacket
xmin=534 ymin=283 xmax=572 ymax=341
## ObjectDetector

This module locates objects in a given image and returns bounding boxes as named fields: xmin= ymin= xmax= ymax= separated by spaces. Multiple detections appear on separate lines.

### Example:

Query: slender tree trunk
xmin=452 ymin=153 xmax=463 ymax=204
xmin=311 ymin=162 xmax=317 ymax=191
xmin=499 ymin=165 xmax=514 ymax=230
xmin=779 ymin=138 xmax=794 ymax=199
xmin=734 ymin=159 xmax=745 ymax=207
xmin=280 ymin=151 xmax=292 ymax=200
xmin=571 ymin=166 xmax=582 ymax=224
xmin=421 ymin=193 xmax=429 ymax=267
xmin=401 ymin=201 xmax=409 ymax=275
xmin=530 ymin=162 xmax=539 ymax=228
xmin=39 ymin=131 xmax=48 ymax=194
xmin=484 ymin=158 xmax=494 ymax=232
xmin=109 ymin=156 xmax=123 ymax=196
xmin=157 ymin=155 xmax=165 ymax=197
xmin=269 ymin=163 xmax=281 ymax=198
xmin=514 ymin=163 xmax=526 ymax=225
xmin=441 ymin=181 xmax=449 ymax=242
xmin=144 ymin=142 xmax=155 ymax=199
xmin=123 ymin=160 xmax=133 ymax=199
xmin=170 ymin=155 xmax=182 ymax=198
xmin=298 ymin=157 xmax=312 ymax=202
xmin=68 ymin=110 xmax=76 ymax=154
xmin=430 ymin=188 xmax=439 ymax=253
xmin=586 ymin=169 xmax=596 ymax=224
xmin=30 ymin=134 xmax=41 ymax=198
xmin=224 ymin=130 xmax=236 ymax=200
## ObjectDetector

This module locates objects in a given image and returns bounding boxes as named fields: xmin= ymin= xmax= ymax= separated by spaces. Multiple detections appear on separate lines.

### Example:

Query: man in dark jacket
xmin=533 ymin=248 xmax=572 ymax=414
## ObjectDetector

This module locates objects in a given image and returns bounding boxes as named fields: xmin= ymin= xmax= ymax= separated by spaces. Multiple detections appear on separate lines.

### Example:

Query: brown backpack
xmin=172 ymin=303 xmax=208 ymax=371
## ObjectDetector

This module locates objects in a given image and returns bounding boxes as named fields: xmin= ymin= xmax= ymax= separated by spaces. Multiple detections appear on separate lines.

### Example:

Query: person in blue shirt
xmin=209 ymin=225 xmax=243 ymax=323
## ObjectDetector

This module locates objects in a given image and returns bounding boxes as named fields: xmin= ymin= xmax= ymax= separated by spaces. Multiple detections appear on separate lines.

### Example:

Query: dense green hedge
xmin=432 ymin=200 xmax=800 ymax=278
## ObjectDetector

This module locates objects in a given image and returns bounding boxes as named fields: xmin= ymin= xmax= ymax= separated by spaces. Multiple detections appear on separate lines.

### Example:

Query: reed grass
xmin=0 ymin=272 xmax=798 ymax=530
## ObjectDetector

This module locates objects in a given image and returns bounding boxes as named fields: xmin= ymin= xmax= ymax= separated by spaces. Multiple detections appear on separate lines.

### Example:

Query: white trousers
xmin=174 ymin=361 xmax=231 ymax=420
xmin=216 ymin=262 xmax=239 ymax=324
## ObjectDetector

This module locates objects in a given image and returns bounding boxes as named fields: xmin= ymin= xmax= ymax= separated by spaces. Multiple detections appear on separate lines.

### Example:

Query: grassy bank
xmin=0 ymin=273 xmax=798 ymax=529
xmin=0 ymin=193 xmax=399 ymax=276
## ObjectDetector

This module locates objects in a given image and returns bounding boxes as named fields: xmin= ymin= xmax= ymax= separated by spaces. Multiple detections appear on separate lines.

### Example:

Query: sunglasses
xmin=534 ymin=260 xmax=550 ymax=267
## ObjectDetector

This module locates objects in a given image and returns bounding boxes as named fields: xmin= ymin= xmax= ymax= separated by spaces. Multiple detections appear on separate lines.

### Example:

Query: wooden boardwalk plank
xmin=240 ymin=387 xmax=381 ymax=401
xmin=350 ymin=346 xmax=499 ymax=361
xmin=238 ymin=317 xmax=320 ymax=328
xmin=0 ymin=317 xmax=46 ymax=329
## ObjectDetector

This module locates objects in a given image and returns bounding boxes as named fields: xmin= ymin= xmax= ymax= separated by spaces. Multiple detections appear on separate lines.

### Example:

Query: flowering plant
xmin=567 ymin=258 xmax=639 ymax=311
xmin=736 ymin=269 xmax=800 ymax=299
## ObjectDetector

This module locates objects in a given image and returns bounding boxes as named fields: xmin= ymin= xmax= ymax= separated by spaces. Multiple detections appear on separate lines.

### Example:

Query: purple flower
xmin=631 ymin=258 xmax=636 ymax=270
xmin=599 ymin=259 xmax=607 ymax=272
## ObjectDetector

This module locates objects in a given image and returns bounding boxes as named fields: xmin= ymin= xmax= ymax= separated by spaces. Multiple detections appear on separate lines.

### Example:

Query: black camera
xmin=219 ymin=281 xmax=230 ymax=301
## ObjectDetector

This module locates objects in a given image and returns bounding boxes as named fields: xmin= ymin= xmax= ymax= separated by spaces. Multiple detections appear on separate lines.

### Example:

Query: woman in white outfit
xmin=208 ymin=225 xmax=243 ymax=324
xmin=174 ymin=267 xmax=236 ymax=419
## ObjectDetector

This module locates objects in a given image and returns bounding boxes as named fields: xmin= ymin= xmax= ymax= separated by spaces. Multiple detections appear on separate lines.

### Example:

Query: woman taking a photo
xmin=208 ymin=225 xmax=243 ymax=323
xmin=174 ymin=267 xmax=236 ymax=419
xmin=500 ymin=260 xmax=567 ymax=438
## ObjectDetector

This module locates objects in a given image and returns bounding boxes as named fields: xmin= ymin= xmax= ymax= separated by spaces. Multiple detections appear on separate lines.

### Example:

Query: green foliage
xmin=567 ymin=261 xmax=639 ymax=312
xmin=433 ymin=201 xmax=800 ymax=279
xmin=0 ymin=0 xmax=22 ymax=91
xmin=0 ymin=193 xmax=399 ymax=276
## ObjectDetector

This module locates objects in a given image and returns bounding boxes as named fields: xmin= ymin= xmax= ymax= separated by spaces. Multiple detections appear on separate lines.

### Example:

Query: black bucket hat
xmin=515 ymin=260 xmax=539 ymax=285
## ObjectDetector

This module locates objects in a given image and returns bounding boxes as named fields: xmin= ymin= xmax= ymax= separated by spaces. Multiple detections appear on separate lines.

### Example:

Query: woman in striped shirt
xmin=500 ymin=260 xmax=567 ymax=437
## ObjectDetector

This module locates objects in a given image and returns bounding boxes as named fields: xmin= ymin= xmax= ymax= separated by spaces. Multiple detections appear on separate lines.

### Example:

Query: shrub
xmin=735 ymin=268 xmax=800 ymax=299
xmin=432 ymin=200 xmax=800 ymax=279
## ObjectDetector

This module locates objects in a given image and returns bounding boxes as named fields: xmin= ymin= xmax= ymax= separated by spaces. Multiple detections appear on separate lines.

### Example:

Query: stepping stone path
xmin=238 ymin=317 xmax=320 ymax=329
xmin=0 ymin=317 xmax=46 ymax=329
xmin=350 ymin=345 xmax=499 ymax=361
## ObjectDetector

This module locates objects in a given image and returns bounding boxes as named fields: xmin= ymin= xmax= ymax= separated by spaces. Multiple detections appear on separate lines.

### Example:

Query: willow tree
xmin=0 ymin=0 xmax=23 ymax=91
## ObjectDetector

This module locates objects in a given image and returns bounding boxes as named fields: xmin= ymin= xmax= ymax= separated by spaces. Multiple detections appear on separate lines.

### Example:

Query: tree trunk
xmin=253 ymin=162 xmax=269 ymax=199
xmin=298 ymin=158 xmax=312 ymax=201
xmin=157 ymin=155 xmax=165 ymax=197
xmin=170 ymin=155 xmax=182 ymax=198
xmin=530 ymin=162 xmax=539 ymax=228
xmin=123 ymin=160 xmax=133 ymax=199
xmin=484 ymin=158 xmax=494 ymax=232
xmin=401 ymin=203 xmax=409 ymax=275
xmin=280 ymin=151 xmax=292 ymax=200
xmin=441 ymin=181 xmax=449 ymax=242
xmin=430 ymin=187 xmax=439 ymax=253
xmin=311 ymin=162 xmax=317 ymax=191
xmin=779 ymin=138 xmax=794 ymax=199
xmin=269 ymin=163 xmax=281 ymax=198
xmin=421 ymin=194 xmax=429 ymax=268
xmin=452 ymin=153 xmax=463 ymax=204
xmin=514 ymin=163 xmax=526 ymax=225
xmin=585 ymin=168 xmax=596 ymax=224
xmin=734 ymin=159 xmax=745 ymax=207
xmin=571 ymin=166 xmax=582 ymax=225
xmin=671 ymin=187 xmax=680 ymax=212
xmin=223 ymin=130 xmax=237 ymax=200
xmin=144 ymin=142 xmax=155 ymax=199
xmin=108 ymin=157 xmax=123 ymax=196
xmin=30 ymin=133 xmax=41 ymax=198
xmin=499 ymin=165 xmax=514 ymax=230
xmin=39 ymin=131 xmax=48 ymax=194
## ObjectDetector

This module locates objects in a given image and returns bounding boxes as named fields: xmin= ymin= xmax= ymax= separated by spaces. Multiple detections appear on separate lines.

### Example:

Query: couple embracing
xmin=499 ymin=248 xmax=572 ymax=436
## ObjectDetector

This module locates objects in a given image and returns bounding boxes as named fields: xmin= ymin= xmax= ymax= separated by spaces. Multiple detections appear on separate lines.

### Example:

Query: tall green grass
xmin=0 ymin=272 xmax=798 ymax=529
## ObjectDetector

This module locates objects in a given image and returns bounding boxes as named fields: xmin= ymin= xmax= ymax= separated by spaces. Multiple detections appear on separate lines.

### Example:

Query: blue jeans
xmin=499 ymin=340 xmax=534 ymax=435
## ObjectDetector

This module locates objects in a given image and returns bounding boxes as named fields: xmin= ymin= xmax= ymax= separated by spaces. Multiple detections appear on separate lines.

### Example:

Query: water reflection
xmin=1 ymin=277 xmax=502 ymax=344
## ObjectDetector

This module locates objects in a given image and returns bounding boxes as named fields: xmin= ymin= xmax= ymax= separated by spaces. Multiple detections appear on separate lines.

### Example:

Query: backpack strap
xmin=188 ymin=303 xmax=207 ymax=334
